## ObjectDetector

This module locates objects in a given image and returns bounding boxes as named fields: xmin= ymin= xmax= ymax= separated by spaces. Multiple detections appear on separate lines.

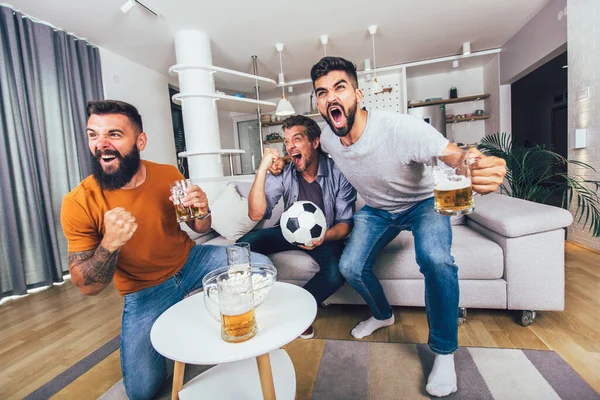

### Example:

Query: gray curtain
xmin=0 ymin=5 xmax=104 ymax=298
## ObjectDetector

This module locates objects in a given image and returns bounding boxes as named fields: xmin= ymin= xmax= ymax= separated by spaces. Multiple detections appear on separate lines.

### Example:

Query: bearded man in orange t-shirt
xmin=61 ymin=100 xmax=271 ymax=400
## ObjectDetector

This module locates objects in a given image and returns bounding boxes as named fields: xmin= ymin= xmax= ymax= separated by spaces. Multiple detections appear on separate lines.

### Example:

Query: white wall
xmin=483 ymin=56 xmax=501 ymax=136
xmin=500 ymin=0 xmax=567 ymax=84
xmin=407 ymin=68 xmax=486 ymax=145
xmin=499 ymin=85 xmax=512 ymax=135
xmin=567 ymin=0 xmax=600 ymax=251
xmin=100 ymin=48 xmax=177 ymax=166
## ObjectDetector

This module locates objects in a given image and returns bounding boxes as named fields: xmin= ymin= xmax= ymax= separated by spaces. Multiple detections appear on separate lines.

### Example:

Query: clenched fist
xmin=102 ymin=207 xmax=137 ymax=251
xmin=259 ymin=148 xmax=281 ymax=174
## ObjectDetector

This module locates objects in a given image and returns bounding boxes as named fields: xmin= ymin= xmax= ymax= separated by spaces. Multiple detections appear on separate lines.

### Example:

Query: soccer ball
xmin=280 ymin=201 xmax=327 ymax=246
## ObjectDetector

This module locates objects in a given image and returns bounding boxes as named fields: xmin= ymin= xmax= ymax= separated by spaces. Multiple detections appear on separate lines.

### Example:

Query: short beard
xmin=294 ymin=151 xmax=316 ymax=173
xmin=324 ymin=102 xmax=358 ymax=138
xmin=91 ymin=146 xmax=141 ymax=191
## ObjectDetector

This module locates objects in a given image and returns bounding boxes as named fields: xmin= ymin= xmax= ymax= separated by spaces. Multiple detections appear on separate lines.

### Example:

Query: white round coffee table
xmin=151 ymin=282 xmax=317 ymax=400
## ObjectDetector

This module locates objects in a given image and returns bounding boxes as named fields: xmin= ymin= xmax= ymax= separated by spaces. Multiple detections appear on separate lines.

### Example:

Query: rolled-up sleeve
xmin=262 ymin=173 xmax=285 ymax=220
xmin=334 ymin=171 xmax=356 ymax=227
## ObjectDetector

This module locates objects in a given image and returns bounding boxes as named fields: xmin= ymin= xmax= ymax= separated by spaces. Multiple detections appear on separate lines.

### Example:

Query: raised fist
xmin=102 ymin=207 xmax=137 ymax=251
xmin=259 ymin=148 xmax=280 ymax=174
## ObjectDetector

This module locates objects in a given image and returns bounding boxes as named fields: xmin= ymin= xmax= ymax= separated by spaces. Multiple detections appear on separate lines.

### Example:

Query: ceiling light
xmin=320 ymin=35 xmax=329 ymax=56
xmin=275 ymin=43 xmax=295 ymax=117
xmin=462 ymin=42 xmax=471 ymax=55
xmin=452 ymin=60 xmax=459 ymax=69
xmin=120 ymin=0 xmax=136 ymax=13
xmin=121 ymin=0 xmax=160 ymax=16
xmin=368 ymin=25 xmax=384 ymax=95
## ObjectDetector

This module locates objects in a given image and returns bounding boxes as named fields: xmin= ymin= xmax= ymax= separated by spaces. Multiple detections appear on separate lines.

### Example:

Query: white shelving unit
xmin=172 ymin=93 xmax=276 ymax=114
xmin=169 ymin=64 xmax=277 ymax=94
xmin=169 ymin=64 xmax=277 ymax=113
xmin=171 ymin=31 xmax=277 ymax=179
xmin=177 ymin=149 xmax=246 ymax=177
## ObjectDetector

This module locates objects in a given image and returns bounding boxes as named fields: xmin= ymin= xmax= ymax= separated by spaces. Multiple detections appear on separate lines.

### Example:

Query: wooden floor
xmin=1 ymin=242 xmax=599 ymax=399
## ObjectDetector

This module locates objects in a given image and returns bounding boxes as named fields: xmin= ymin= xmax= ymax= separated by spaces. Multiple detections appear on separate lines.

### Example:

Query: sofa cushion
xmin=234 ymin=181 xmax=284 ymax=230
xmin=372 ymin=226 xmax=503 ymax=279
xmin=271 ymin=225 xmax=504 ymax=282
xmin=210 ymin=183 xmax=258 ymax=240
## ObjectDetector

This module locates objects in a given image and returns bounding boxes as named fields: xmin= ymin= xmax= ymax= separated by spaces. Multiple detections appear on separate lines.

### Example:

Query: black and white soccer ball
xmin=280 ymin=201 xmax=327 ymax=246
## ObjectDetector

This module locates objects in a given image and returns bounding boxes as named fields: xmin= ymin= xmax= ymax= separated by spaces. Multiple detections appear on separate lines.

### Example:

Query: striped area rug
xmin=95 ymin=339 xmax=598 ymax=400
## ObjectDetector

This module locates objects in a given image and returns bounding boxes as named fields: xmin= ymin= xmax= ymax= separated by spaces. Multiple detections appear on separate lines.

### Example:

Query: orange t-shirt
xmin=60 ymin=160 xmax=195 ymax=295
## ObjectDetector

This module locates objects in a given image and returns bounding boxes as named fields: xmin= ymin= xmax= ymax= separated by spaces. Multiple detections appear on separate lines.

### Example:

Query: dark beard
xmin=91 ymin=146 xmax=141 ymax=191
xmin=323 ymin=102 xmax=358 ymax=137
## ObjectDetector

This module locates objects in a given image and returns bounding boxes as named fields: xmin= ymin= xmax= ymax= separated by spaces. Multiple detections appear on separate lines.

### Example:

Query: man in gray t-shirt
xmin=309 ymin=57 xmax=506 ymax=398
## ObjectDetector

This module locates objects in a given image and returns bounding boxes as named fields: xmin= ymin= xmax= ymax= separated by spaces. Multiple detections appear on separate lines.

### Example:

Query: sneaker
xmin=299 ymin=325 xmax=314 ymax=339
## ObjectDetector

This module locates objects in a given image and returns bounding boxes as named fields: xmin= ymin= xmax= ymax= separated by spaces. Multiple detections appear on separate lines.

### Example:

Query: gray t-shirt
xmin=320 ymin=111 xmax=449 ymax=213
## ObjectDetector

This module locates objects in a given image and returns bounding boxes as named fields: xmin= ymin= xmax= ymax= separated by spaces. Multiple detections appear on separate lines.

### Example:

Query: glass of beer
xmin=226 ymin=242 xmax=251 ymax=271
xmin=432 ymin=150 xmax=475 ymax=216
xmin=216 ymin=269 xmax=257 ymax=343
xmin=169 ymin=179 xmax=207 ymax=223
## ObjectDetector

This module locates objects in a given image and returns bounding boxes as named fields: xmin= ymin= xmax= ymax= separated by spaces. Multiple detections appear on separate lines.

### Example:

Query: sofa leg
xmin=458 ymin=307 xmax=467 ymax=325
xmin=520 ymin=310 xmax=537 ymax=326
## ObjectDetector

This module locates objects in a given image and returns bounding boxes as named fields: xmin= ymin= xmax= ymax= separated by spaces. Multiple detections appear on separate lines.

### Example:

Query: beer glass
xmin=216 ymin=269 xmax=257 ymax=343
xmin=169 ymin=179 xmax=206 ymax=223
xmin=226 ymin=242 xmax=251 ymax=271
xmin=431 ymin=150 xmax=474 ymax=216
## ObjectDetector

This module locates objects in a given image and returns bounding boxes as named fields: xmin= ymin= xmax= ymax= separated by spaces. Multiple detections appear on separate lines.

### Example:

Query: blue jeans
xmin=238 ymin=227 xmax=346 ymax=305
xmin=339 ymin=198 xmax=459 ymax=354
xmin=120 ymin=244 xmax=272 ymax=400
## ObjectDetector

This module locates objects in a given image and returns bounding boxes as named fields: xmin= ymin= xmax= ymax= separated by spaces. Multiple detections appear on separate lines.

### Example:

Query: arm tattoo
xmin=69 ymin=246 xmax=120 ymax=286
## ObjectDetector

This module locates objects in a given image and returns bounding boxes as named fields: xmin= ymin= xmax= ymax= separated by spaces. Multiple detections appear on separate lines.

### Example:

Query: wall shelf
xmin=264 ymin=139 xmax=284 ymax=144
xmin=408 ymin=94 xmax=490 ymax=109
xmin=169 ymin=64 xmax=277 ymax=93
xmin=178 ymin=149 xmax=245 ymax=158
xmin=446 ymin=115 xmax=490 ymax=123
xmin=261 ymin=113 xmax=323 ymax=126
xmin=172 ymin=93 xmax=276 ymax=113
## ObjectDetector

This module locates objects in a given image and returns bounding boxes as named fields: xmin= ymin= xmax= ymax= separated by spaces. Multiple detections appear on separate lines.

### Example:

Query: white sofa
xmin=190 ymin=179 xmax=574 ymax=326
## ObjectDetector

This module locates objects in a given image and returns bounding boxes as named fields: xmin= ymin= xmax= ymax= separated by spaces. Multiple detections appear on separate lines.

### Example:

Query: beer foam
xmin=433 ymin=173 xmax=471 ymax=191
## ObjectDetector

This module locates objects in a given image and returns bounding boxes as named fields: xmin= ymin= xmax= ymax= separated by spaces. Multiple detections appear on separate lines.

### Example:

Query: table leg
xmin=171 ymin=361 xmax=185 ymax=400
xmin=256 ymin=353 xmax=276 ymax=400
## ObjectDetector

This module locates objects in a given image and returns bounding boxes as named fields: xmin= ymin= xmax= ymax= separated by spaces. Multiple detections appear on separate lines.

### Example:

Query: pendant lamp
xmin=368 ymin=25 xmax=384 ymax=95
xmin=275 ymin=43 xmax=295 ymax=116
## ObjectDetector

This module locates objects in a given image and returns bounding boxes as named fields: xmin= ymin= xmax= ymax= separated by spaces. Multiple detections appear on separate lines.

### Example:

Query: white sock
xmin=350 ymin=315 xmax=395 ymax=339
xmin=426 ymin=353 xmax=457 ymax=397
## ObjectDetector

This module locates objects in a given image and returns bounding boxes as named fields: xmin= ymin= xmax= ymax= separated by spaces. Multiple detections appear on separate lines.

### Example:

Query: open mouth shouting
xmin=290 ymin=151 xmax=303 ymax=168
xmin=96 ymin=150 xmax=121 ymax=169
xmin=328 ymin=104 xmax=346 ymax=129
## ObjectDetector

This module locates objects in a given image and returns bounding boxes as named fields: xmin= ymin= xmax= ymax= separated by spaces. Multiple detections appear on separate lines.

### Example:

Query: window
xmin=233 ymin=115 xmax=262 ymax=175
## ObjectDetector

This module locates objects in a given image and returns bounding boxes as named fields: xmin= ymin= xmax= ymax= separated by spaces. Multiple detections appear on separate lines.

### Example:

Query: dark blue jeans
xmin=339 ymin=198 xmax=459 ymax=354
xmin=120 ymin=244 xmax=271 ymax=400
xmin=238 ymin=227 xmax=346 ymax=305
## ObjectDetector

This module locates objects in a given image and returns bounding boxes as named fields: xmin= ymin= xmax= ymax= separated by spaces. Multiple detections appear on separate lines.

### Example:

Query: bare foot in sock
xmin=350 ymin=315 xmax=395 ymax=339
xmin=426 ymin=353 xmax=457 ymax=397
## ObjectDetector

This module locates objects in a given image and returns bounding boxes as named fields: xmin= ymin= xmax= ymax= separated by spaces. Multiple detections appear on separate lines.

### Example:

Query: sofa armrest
xmin=467 ymin=194 xmax=573 ymax=238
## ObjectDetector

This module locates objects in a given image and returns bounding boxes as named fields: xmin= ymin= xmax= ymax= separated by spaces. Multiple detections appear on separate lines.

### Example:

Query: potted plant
xmin=478 ymin=132 xmax=600 ymax=237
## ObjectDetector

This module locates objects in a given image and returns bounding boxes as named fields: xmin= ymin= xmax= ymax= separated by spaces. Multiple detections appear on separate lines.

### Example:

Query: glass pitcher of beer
xmin=432 ymin=150 xmax=474 ymax=216
xmin=215 ymin=269 xmax=257 ymax=343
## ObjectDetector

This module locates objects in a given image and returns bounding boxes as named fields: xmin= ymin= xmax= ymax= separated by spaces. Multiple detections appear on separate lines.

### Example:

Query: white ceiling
xmin=6 ymin=0 xmax=550 ymax=90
